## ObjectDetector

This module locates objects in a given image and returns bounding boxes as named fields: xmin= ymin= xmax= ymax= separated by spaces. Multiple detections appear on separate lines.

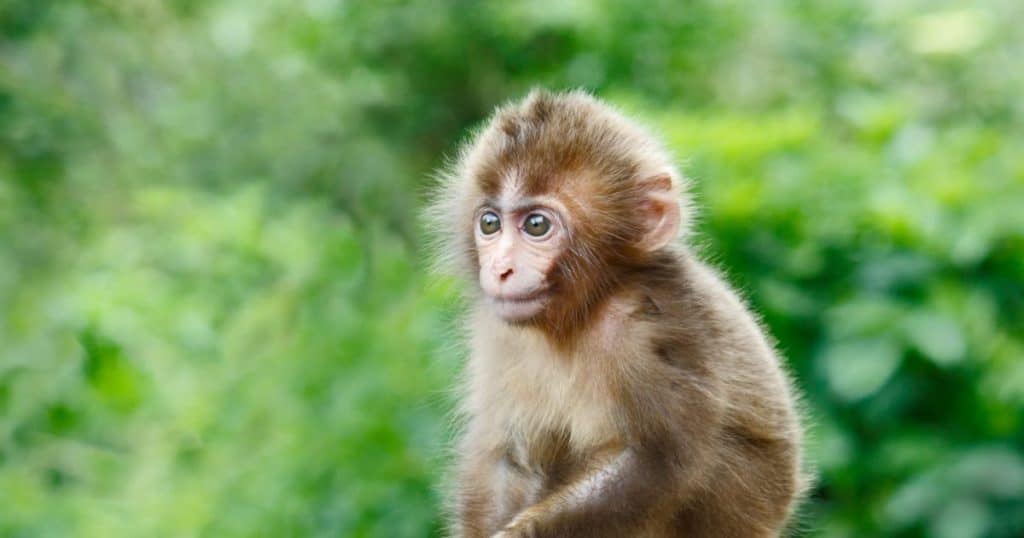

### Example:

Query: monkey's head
xmin=429 ymin=89 xmax=689 ymax=341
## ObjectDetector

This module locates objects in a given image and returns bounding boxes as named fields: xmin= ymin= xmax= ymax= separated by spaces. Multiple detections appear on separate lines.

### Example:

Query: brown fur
xmin=427 ymin=89 xmax=808 ymax=537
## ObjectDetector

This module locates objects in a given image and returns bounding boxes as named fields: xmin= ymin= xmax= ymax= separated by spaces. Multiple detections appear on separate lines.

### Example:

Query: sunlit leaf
xmin=903 ymin=311 xmax=967 ymax=366
xmin=822 ymin=338 xmax=902 ymax=401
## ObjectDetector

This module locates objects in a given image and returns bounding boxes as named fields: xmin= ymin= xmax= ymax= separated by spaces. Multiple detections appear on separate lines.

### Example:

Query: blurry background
xmin=1 ymin=0 xmax=1023 ymax=536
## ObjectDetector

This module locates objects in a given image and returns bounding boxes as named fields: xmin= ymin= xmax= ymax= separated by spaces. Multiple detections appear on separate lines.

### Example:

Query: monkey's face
xmin=473 ymin=195 xmax=568 ymax=322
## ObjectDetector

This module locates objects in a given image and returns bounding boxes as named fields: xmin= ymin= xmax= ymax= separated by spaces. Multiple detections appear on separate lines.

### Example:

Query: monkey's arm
xmin=494 ymin=372 xmax=726 ymax=538
xmin=492 ymin=445 xmax=673 ymax=538
xmin=454 ymin=448 xmax=505 ymax=538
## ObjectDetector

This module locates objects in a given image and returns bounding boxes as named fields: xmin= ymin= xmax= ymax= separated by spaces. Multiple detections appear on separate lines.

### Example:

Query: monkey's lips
xmin=488 ymin=289 xmax=550 ymax=321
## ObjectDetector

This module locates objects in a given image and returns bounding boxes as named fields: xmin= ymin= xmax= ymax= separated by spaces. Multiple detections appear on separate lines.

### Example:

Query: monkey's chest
xmin=470 ymin=320 xmax=634 ymax=458
xmin=488 ymin=352 xmax=622 ymax=456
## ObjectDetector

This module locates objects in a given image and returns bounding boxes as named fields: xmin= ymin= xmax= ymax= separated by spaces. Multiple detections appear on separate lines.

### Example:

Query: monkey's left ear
xmin=637 ymin=174 xmax=681 ymax=252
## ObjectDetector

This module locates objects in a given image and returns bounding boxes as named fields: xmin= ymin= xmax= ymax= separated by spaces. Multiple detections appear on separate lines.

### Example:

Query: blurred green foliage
xmin=1 ymin=1 xmax=1022 ymax=537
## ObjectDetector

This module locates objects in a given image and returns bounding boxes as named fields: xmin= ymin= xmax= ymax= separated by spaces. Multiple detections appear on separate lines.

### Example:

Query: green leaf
xmin=822 ymin=338 xmax=902 ymax=401
xmin=903 ymin=311 xmax=967 ymax=366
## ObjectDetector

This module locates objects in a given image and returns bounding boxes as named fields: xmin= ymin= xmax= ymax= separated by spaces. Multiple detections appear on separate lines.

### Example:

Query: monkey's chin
xmin=489 ymin=294 xmax=549 ymax=322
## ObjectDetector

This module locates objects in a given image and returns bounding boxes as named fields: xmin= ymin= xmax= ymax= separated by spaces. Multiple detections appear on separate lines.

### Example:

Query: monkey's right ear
xmin=637 ymin=174 xmax=680 ymax=252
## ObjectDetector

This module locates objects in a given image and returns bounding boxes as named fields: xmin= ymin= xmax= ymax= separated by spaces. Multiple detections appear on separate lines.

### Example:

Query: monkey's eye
xmin=523 ymin=214 xmax=551 ymax=237
xmin=479 ymin=211 xmax=501 ymax=235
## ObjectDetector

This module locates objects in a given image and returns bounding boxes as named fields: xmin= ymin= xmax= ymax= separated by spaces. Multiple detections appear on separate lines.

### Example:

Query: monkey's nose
xmin=499 ymin=268 xmax=513 ymax=282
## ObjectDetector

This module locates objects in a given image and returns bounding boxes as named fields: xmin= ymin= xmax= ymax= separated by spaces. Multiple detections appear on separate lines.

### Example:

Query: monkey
xmin=426 ymin=89 xmax=808 ymax=538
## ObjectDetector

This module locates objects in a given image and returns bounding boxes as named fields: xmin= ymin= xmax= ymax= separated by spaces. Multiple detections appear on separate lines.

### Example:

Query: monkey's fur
xmin=428 ymin=90 xmax=808 ymax=537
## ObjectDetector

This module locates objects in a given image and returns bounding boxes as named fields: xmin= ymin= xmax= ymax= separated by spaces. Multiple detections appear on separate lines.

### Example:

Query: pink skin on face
xmin=475 ymin=201 xmax=566 ymax=321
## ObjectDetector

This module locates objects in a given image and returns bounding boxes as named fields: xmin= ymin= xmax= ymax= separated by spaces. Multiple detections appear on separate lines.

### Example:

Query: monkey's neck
xmin=540 ymin=249 xmax=689 ymax=351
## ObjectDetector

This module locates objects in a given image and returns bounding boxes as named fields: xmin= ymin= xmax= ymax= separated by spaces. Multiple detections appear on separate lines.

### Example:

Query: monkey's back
xmin=652 ymin=253 xmax=807 ymax=535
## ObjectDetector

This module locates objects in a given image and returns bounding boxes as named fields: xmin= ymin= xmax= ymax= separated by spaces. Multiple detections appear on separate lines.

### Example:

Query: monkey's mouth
xmin=489 ymin=289 xmax=550 ymax=321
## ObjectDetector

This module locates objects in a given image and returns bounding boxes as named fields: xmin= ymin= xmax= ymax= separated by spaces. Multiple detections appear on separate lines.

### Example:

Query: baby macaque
xmin=427 ymin=89 xmax=807 ymax=537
